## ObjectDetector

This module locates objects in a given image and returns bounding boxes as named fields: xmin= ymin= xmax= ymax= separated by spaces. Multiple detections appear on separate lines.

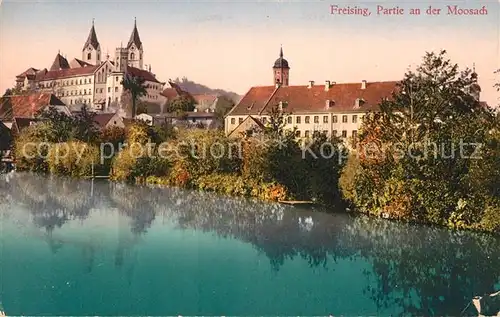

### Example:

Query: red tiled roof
xmin=161 ymin=88 xmax=181 ymax=99
xmin=40 ymin=65 xmax=98 ymax=81
xmin=70 ymin=58 xmax=94 ymax=68
xmin=228 ymin=81 xmax=399 ymax=116
xmin=126 ymin=66 xmax=162 ymax=84
xmin=16 ymin=67 xmax=39 ymax=78
xmin=0 ymin=93 xmax=65 ymax=120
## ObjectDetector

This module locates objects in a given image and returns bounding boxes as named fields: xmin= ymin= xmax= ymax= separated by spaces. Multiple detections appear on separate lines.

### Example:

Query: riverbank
xmin=12 ymin=117 xmax=500 ymax=234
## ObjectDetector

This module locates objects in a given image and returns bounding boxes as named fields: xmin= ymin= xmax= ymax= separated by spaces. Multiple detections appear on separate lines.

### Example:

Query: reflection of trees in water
xmin=110 ymin=183 xmax=157 ymax=235
xmin=3 ymin=174 xmax=500 ymax=316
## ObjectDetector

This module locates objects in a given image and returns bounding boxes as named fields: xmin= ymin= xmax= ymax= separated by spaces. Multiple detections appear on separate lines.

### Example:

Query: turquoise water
xmin=0 ymin=173 xmax=499 ymax=316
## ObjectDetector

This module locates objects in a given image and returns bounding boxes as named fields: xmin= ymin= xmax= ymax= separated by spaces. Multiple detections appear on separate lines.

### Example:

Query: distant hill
xmin=171 ymin=77 xmax=242 ymax=103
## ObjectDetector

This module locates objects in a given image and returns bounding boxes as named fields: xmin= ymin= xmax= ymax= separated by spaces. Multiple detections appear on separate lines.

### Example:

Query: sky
xmin=0 ymin=0 xmax=498 ymax=107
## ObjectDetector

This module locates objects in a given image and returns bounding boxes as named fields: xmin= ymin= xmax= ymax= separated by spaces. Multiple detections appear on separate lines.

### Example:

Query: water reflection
xmin=0 ymin=173 xmax=499 ymax=316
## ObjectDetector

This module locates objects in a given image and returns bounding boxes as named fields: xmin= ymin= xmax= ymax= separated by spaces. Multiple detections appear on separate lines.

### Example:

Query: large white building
xmin=15 ymin=19 xmax=166 ymax=115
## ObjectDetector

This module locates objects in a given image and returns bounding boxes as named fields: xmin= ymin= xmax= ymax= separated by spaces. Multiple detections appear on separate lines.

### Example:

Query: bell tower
xmin=127 ymin=18 xmax=144 ymax=69
xmin=273 ymin=46 xmax=290 ymax=86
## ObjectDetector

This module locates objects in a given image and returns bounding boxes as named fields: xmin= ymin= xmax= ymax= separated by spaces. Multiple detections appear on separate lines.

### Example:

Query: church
xmin=14 ymin=19 xmax=166 ymax=113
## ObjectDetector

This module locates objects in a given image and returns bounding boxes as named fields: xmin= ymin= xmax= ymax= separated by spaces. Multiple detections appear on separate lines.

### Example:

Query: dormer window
xmin=355 ymin=98 xmax=365 ymax=108
xmin=87 ymin=53 xmax=91 ymax=60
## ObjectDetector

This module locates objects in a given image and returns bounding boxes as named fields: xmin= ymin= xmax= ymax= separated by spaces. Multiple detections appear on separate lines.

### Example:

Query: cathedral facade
xmin=15 ymin=19 xmax=165 ymax=113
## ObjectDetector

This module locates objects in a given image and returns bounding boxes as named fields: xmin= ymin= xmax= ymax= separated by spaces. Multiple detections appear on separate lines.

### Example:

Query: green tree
xmin=36 ymin=106 xmax=74 ymax=142
xmin=121 ymin=74 xmax=147 ymax=119
xmin=167 ymin=95 xmax=195 ymax=114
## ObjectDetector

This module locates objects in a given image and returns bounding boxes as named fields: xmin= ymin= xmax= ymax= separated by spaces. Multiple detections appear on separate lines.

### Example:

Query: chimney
xmin=325 ymin=99 xmax=332 ymax=109
xmin=308 ymin=80 xmax=315 ymax=89
xmin=361 ymin=80 xmax=367 ymax=90
xmin=325 ymin=80 xmax=331 ymax=91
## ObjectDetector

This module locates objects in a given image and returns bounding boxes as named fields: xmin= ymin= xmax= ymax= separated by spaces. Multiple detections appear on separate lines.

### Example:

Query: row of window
xmin=58 ymin=89 xmax=92 ymax=97
xmin=230 ymin=114 xmax=361 ymax=125
xmin=296 ymin=130 xmax=358 ymax=138
xmin=68 ymin=99 xmax=92 ymax=105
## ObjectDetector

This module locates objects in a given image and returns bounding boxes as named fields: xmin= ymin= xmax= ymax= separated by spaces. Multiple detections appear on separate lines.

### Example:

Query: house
xmin=0 ymin=92 xmax=68 ymax=128
xmin=223 ymin=47 xmax=399 ymax=142
xmin=136 ymin=110 xmax=217 ymax=129
xmin=227 ymin=115 xmax=265 ymax=138
xmin=93 ymin=113 xmax=125 ymax=129
xmin=225 ymin=80 xmax=399 ymax=142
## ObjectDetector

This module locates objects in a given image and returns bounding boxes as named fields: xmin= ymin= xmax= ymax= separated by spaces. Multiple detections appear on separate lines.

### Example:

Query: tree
xmin=36 ymin=106 xmax=74 ymax=142
xmin=72 ymin=105 xmax=99 ymax=143
xmin=166 ymin=95 xmax=195 ymax=114
xmin=121 ymin=74 xmax=147 ymax=119
xmin=214 ymin=96 xmax=235 ymax=128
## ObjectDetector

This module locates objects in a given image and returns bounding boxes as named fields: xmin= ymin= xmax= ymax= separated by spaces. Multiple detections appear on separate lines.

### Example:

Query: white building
xmin=14 ymin=19 xmax=166 ymax=115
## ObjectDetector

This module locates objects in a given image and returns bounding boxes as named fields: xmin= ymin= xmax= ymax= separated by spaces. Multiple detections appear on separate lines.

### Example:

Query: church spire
xmin=127 ymin=17 xmax=142 ymax=49
xmin=83 ymin=19 xmax=100 ymax=51
xmin=280 ymin=45 xmax=283 ymax=58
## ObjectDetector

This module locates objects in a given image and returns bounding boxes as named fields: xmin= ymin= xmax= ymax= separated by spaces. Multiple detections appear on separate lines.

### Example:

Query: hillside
xmin=172 ymin=77 xmax=242 ymax=103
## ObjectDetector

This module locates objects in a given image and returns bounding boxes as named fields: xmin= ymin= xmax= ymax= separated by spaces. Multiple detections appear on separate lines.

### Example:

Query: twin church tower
xmin=81 ymin=18 xmax=144 ymax=70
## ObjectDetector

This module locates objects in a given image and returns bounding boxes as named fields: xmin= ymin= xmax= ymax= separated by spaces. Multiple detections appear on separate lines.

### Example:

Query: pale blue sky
xmin=0 ymin=0 xmax=498 ymax=105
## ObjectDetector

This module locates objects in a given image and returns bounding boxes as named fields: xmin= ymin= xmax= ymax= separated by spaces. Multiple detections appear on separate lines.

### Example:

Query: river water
xmin=0 ymin=173 xmax=498 ymax=316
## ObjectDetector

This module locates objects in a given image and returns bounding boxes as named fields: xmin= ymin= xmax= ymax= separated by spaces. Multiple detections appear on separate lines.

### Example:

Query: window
xmin=352 ymin=130 xmax=358 ymax=138
xmin=70 ymin=99 xmax=73 ymax=105
xmin=342 ymin=130 xmax=347 ymax=138
xmin=96 ymin=88 xmax=99 ymax=93
xmin=352 ymin=115 xmax=358 ymax=123
xmin=314 ymin=116 xmax=319 ymax=123
xmin=296 ymin=130 xmax=301 ymax=137
xmin=333 ymin=130 xmax=337 ymax=136
xmin=231 ymin=118 xmax=235 ymax=124
xmin=115 ymin=87 xmax=118 ymax=92
xmin=239 ymin=118 xmax=243 ymax=124
xmin=305 ymin=116 xmax=310 ymax=124
xmin=108 ymin=87 xmax=111 ymax=93
xmin=333 ymin=115 xmax=338 ymax=123
xmin=79 ymin=90 xmax=82 ymax=95
xmin=287 ymin=117 xmax=292 ymax=124
xmin=131 ymin=53 xmax=135 ymax=60
xmin=342 ymin=115 xmax=348 ymax=123
xmin=84 ymin=89 xmax=87 ymax=95
xmin=87 ymin=53 xmax=91 ymax=60
xmin=116 ymin=76 xmax=118 ymax=81
xmin=71 ymin=80 xmax=74 ymax=85
xmin=323 ymin=130 xmax=328 ymax=135
xmin=89 ymin=78 xmax=92 ymax=84
xmin=313 ymin=131 xmax=320 ymax=138
xmin=323 ymin=116 xmax=328 ymax=123
xmin=305 ymin=131 xmax=310 ymax=138
xmin=97 ymin=54 xmax=100 ymax=61
xmin=296 ymin=116 xmax=301 ymax=124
